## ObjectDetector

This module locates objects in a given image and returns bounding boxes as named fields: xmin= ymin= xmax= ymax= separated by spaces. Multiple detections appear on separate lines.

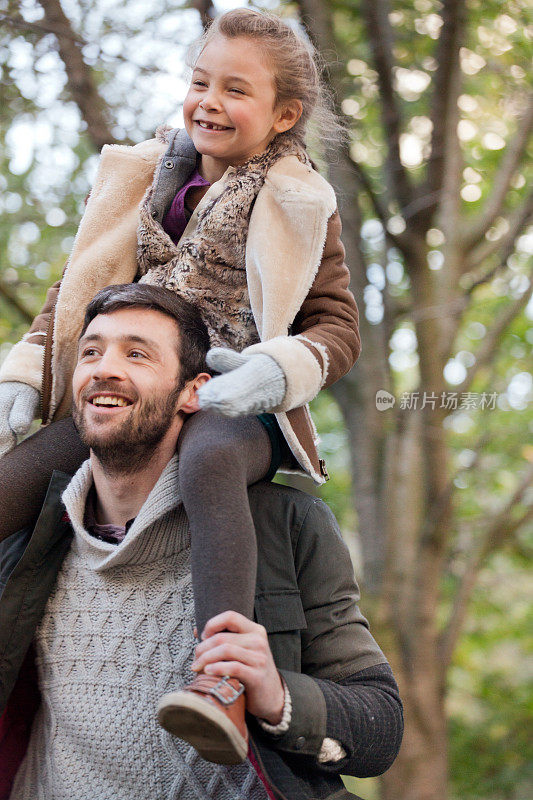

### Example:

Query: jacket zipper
xmin=40 ymin=299 xmax=57 ymax=424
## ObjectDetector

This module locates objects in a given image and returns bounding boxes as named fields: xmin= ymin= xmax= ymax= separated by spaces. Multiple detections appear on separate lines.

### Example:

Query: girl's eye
xmin=81 ymin=348 xmax=99 ymax=358
xmin=229 ymin=88 xmax=245 ymax=95
xmin=192 ymin=80 xmax=207 ymax=87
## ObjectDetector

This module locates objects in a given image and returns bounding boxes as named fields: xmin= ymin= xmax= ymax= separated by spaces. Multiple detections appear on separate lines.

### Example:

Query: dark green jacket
xmin=0 ymin=472 xmax=402 ymax=800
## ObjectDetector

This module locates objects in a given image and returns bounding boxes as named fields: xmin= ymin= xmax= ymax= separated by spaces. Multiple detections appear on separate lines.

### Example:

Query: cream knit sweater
xmin=11 ymin=456 xmax=268 ymax=800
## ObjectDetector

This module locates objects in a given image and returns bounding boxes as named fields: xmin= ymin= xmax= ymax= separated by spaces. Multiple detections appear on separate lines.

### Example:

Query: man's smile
xmin=90 ymin=395 xmax=131 ymax=407
xmin=85 ymin=391 xmax=135 ymax=413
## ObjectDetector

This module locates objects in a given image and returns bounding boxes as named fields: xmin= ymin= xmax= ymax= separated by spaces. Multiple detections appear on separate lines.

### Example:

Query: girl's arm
xmin=197 ymin=210 xmax=361 ymax=418
xmin=0 ymin=279 xmax=60 ymax=391
xmin=23 ymin=279 xmax=61 ymax=347
xmin=290 ymin=209 xmax=360 ymax=390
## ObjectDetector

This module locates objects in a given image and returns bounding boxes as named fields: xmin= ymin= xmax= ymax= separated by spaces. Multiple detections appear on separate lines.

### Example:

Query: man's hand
xmin=192 ymin=610 xmax=285 ymax=725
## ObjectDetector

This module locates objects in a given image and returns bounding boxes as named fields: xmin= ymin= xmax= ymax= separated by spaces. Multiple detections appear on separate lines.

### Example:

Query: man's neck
xmin=90 ymin=433 xmax=180 ymax=527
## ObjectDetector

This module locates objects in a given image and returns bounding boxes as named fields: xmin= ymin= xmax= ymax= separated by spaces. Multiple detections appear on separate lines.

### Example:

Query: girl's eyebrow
xmin=192 ymin=66 xmax=252 ymax=88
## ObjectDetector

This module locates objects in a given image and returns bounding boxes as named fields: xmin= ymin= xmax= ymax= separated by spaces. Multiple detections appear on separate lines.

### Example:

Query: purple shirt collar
xmin=84 ymin=485 xmax=133 ymax=544
xmin=162 ymin=166 xmax=210 ymax=245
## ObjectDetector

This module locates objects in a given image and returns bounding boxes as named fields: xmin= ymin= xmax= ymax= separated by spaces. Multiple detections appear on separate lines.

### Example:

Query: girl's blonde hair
xmin=189 ymin=8 xmax=342 ymax=147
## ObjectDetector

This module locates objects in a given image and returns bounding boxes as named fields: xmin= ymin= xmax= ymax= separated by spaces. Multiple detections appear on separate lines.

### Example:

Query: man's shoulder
xmin=248 ymin=480 xmax=343 ymax=551
xmin=248 ymin=480 xmax=323 ymax=519
xmin=248 ymin=479 xmax=314 ymax=502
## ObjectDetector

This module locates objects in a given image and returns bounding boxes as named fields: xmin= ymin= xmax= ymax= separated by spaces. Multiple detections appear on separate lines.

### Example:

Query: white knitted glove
xmin=0 ymin=382 xmax=40 ymax=457
xmin=197 ymin=348 xmax=286 ymax=417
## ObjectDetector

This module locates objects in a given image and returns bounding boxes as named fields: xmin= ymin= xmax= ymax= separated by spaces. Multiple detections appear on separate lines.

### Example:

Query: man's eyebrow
xmin=192 ymin=66 xmax=252 ymax=87
xmin=78 ymin=333 xmax=102 ymax=348
xmin=78 ymin=332 xmax=163 ymax=354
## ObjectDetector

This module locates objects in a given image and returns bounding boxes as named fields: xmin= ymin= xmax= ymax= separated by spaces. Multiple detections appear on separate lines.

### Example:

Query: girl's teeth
xmin=199 ymin=121 xmax=227 ymax=130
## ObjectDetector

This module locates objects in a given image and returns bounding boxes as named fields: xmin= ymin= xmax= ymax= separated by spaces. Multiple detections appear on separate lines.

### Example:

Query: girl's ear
xmin=274 ymin=99 xmax=303 ymax=134
xmin=178 ymin=373 xmax=211 ymax=415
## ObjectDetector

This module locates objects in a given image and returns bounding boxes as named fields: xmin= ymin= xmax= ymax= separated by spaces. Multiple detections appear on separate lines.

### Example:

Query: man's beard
xmin=73 ymin=382 xmax=183 ymax=475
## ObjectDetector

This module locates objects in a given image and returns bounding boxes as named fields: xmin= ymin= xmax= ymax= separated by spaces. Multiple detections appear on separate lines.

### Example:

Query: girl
xmin=0 ymin=9 xmax=360 ymax=764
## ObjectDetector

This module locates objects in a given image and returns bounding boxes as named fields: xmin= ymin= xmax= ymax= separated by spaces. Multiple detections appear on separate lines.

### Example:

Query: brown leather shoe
xmin=157 ymin=674 xmax=248 ymax=764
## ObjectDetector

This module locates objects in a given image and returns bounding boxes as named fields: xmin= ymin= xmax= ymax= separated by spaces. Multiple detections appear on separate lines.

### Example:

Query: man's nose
xmin=91 ymin=349 xmax=127 ymax=381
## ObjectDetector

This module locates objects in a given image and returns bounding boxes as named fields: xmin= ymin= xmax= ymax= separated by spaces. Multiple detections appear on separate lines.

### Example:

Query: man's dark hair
xmin=81 ymin=283 xmax=210 ymax=383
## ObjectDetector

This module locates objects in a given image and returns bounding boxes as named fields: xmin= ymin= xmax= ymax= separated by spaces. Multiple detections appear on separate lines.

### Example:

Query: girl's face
xmin=183 ymin=35 xmax=301 ymax=181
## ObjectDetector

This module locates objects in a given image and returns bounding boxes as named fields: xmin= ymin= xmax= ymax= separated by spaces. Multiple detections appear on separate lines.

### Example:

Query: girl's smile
xmin=183 ymin=35 xmax=301 ymax=182
xmin=196 ymin=121 xmax=233 ymax=131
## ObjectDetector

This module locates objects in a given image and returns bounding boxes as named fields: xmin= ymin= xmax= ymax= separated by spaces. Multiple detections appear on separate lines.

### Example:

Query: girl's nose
xmin=198 ymin=92 xmax=222 ymax=112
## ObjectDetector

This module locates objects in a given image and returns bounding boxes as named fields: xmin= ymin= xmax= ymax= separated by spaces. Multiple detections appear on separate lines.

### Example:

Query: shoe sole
xmin=157 ymin=691 xmax=248 ymax=765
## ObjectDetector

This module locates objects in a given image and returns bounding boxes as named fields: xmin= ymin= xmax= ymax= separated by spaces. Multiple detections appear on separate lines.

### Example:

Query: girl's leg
xmin=177 ymin=411 xmax=272 ymax=634
xmin=0 ymin=417 xmax=89 ymax=541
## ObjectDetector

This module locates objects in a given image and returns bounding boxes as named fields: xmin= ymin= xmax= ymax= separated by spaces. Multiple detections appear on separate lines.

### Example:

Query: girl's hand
xmin=197 ymin=347 xmax=286 ymax=417
xmin=191 ymin=610 xmax=285 ymax=725
xmin=0 ymin=382 xmax=40 ymax=457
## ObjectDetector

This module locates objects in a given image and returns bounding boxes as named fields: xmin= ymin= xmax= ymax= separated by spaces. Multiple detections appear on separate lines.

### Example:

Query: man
xmin=0 ymin=284 xmax=402 ymax=800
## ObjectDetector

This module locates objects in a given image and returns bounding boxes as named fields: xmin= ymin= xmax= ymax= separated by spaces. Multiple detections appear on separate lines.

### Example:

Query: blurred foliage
xmin=447 ymin=554 xmax=533 ymax=800
xmin=0 ymin=0 xmax=203 ymax=350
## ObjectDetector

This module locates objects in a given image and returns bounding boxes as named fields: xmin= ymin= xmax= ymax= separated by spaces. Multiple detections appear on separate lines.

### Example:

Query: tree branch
xmin=463 ymin=190 xmax=533 ymax=273
xmin=35 ymin=0 xmax=117 ymax=152
xmin=454 ymin=277 xmax=533 ymax=395
xmin=190 ymin=0 xmax=216 ymax=29
xmin=360 ymin=0 xmax=412 ymax=211
xmin=1 ymin=11 xmax=193 ymax=80
xmin=0 ymin=10 xmax=75 ymax=40
xmin=0 ymin=283 xmax=36 ymax=325
xmin=439 ymin=464 xmax=533 ymax=673
xmin=462 ymin=94 xmax=533 ymax=251
xmin=296 ymin=0 xmax=418 ymax=262
xmin=461 ymin=234 xmax=531 ymax=305
xmin=419 ymin=432 xmax=491 ymax=551
xmin=422 ymin=0 xmax=466 ymax=217
xmin=344 ymin=157 xmax=413 ymax=252
xmin=294 ymin=0 xmax=344 ymax=90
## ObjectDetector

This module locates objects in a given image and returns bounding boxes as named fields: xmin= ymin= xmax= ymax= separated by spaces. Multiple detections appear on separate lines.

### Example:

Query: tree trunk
xmin=381 ymin=692 xmax=448 ymax=800
xmin=381 ymin=660 xmax=448 ymax=800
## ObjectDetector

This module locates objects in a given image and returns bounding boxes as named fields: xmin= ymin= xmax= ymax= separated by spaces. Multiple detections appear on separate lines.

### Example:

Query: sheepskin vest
xmin=138 ymin=134 xmax=310 ymax=350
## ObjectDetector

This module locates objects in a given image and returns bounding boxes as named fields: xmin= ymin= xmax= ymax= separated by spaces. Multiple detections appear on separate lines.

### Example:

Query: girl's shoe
xmin=157 ymin=674 xmax=248 ymax=764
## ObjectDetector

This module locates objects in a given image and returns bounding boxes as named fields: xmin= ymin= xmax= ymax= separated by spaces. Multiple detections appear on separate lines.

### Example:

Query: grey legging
xmin=0 ymin=411 xmax=271 ymax=633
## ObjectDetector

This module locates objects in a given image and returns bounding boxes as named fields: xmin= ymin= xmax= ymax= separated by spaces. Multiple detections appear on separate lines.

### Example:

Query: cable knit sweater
xmin=11 ymin=456 xmax=268 ymax=800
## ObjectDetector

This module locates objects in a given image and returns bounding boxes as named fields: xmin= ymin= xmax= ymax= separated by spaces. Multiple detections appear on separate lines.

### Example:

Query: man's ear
xmin=178 ymin=373 xmax=211 ymax=415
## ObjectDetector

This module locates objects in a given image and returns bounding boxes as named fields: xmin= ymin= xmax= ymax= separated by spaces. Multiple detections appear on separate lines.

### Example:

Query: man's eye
xmin=129 ymin=350 xmax=146 ymax=359
xmin=81 ymin=348 xmax=98 ymax=358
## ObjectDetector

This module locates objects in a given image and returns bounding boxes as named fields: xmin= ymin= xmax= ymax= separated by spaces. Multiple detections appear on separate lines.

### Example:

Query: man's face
xmin=72 ymin=308 xmax=189 ymax=472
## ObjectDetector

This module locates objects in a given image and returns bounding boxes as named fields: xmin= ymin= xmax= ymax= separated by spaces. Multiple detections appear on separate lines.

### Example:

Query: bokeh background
xmin=1 ymin=2 xmax=531 ymax=799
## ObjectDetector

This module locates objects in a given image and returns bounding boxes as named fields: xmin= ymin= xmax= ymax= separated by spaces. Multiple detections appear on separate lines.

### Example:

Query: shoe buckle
xmin=210 ymin=676 xmax=245 ymax=706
